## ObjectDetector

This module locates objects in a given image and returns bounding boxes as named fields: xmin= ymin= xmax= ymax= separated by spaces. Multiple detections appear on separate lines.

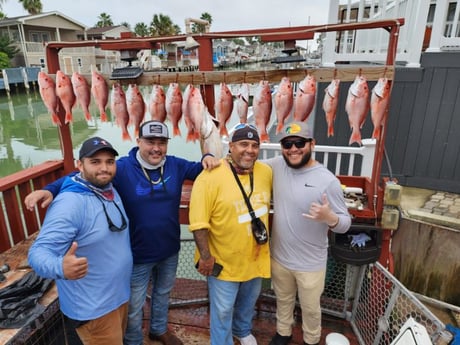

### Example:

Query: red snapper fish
xmin=186 ymin=85 xmax=206 ymax=142
xmin=274 ymin=77 xmax=293 ymax=134
xmin=148 ymin=84 xmax=166 ymax=122
xmin=345 ymin=75 xmax=370 ymax=145
xmin=55 ymin=70 xmax=76 ymax=124
xmin=371 ymin=77 xmax=391 ymax=139
xmin=71 ymin=72 xmax=91 ymax=121
xmin=182 ymin=84 xmax=194 ymax=140
xmin=322 ymin=79 xmax=340 ymax=137
xmin=200 ymin=111 xmax=224 ymax=159
xmin=165 ymin=83 xmax=183 ymax=137
xmin=90 ymin=69 xmax=109 ymax=122
xmin=126 ymin=84 xmax=146 ymax=138
xmin=38 ymin=71 xmax=60 ymax=125
xmin=293 ymin=74 xmax=317 ymax=122
xmin=215 ymin=82 xmax=234 ymax=137
xmin=110 ymin=83 xmax=131 ymax=141
xmin=236 ymin=83 xmax=250 ymax=123
xmin=253 ymin=80 xmax=272 ymax=143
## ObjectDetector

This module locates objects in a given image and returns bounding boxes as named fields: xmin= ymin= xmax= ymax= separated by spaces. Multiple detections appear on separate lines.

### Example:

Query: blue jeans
xmin=208 ymin=276 xmax=262 ymax=345
xmin=123 ymin=253 xmax=179 ymax=345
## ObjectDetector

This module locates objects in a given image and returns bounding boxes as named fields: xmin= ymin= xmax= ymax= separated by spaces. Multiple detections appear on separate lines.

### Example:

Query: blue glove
xmin=446 ymin=324 xmax=460 ymax=345
xmin=349 ymin=233 xmax=371 ymax=248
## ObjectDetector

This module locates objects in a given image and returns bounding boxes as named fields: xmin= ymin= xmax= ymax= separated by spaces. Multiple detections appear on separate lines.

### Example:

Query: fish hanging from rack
xmin=293 ymin=74 xmax=317 ymax=122
xmin=55 ymin=70 xmax=76 ymax=124
xmin=110 ymin=83 xmax=131 ymax=142
xmin=165 ymin=83 xmax=183 ymax=137
xmin=236 ymin=83 xmax=250 ymax=124
xmin=370 ymin=77 xmax=391 ymax=139
xmin=148 ymin=84 xmax=167 ymax=122
xmin=38 ymin=71 xmax=60 ymax=125
xmin=253 ymin=80 xmax=272 ymax=143
xmin=322 ymin=79 xmax=340 ymax=137
xmin=185 ymin=85 xmax=206 ymax=142
xmin=274 ymin=77 xmax=293 ymax=134
xmin=90 ymin=67 xmax=109 ymax=122
xmin=215 ymin=82 xmax=234 ymax=137
xmin=345 ymin=75 xmax=369 ymax=146
xmin=126 ymin=84 xmax=146 ymax=138
xmin=200 ymin=111 xmax=224 ymax=159
xmin=71 ymin=72 xmax=91 ymax=122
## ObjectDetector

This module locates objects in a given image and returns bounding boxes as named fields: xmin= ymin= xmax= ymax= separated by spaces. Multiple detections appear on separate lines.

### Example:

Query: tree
xmin=0 ymin=35 xmax=20 ymax=59
xmin=134 ymin=22 xmax=149 ymax=37
xmin=96 ymin=12 xmax=113 ymax=27
xmin=18 ymin=0 xmax=42 ymax=15
xmin=192 ymin=12 xmax=212 ymax=33
xmin=0 ymin=51 xmax=10 ymax=69
xmin=149 ymin=14 xmax=180 ymax=36
xmin=120 ymin=21 xmax=131 ymax=30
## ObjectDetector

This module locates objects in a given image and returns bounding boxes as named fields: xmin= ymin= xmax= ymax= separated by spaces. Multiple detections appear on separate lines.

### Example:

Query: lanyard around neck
xmin=229 ymin=162 xmax=256 ymax=218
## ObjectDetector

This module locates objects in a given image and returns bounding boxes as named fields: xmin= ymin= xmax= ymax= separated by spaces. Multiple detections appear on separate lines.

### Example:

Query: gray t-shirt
xmin=265 ymin=156 xmax=351 ymax=271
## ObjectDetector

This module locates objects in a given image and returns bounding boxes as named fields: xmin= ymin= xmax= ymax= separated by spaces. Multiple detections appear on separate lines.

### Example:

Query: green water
xmin=0 ymin=86 xmax=205 ymax=178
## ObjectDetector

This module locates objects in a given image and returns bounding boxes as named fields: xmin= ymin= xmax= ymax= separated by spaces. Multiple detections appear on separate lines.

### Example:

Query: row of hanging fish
xmin=37 ymin=70 xmax=391 ymax=148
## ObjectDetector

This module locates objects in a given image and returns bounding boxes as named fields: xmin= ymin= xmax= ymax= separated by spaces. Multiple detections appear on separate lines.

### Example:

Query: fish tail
xmin=349 ymin=128 xmax=362 ymax=146
xmin=186 ymin=129 xmax=196 ymax=142
xmin=219 ymin=126 xmax=229 ymax=138
xmin=84 ymin=111 xmax=92 ymax=121
xmin=275 ymin=121 xmax=284 ymax=134
xmin=122 ymin=129 xmax=132 ymax=142
xmin=100 ymin=112 xmax=108 ymax=122
xmin=173 ymin=126 xmax=182 ymax=137
xmin=65 ymin=112 xmax=73 ymax=124
xmin=51 ymin=113 xmax=62 ymax=126
xmin=327 ymin=124 xmax=335 ymax=137
xmin=260 ymin=133 xmax=270 ymax=143
xmin=372 ymin=126 xmax=381 ymax=139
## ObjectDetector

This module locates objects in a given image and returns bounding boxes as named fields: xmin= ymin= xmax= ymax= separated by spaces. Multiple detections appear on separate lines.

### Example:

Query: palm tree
xmin=96 ymin=12 xmax=113 ymax=27
xmin=134 ymin=22 xmax=149 ymax=37
xmin=120 ymin=21 xmax=131 ymax=30
xmin=149 ymin=14 xmax=180 ymax=36
xmin=192 ymin=12 xmax=212 ymax=33
xmin=18 ymin=0 xmax=42 ymax=15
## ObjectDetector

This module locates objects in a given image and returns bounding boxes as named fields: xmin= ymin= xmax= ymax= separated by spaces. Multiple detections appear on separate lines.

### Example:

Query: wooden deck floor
xmin=142 ymin=279 xmax=358 ymax=345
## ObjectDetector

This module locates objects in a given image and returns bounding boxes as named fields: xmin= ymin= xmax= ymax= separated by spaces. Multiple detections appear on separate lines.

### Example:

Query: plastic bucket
xmin=325 ymin=333 xmax=350 ymax=345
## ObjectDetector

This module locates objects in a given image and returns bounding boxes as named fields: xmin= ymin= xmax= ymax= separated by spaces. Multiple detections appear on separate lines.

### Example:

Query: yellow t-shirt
xmin=189 ymin=160 xmax=272 ymax=281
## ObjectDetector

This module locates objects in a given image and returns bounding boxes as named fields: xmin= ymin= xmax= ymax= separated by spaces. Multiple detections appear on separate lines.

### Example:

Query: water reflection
xmin=0 ymin=87 xmax=204 ymax=178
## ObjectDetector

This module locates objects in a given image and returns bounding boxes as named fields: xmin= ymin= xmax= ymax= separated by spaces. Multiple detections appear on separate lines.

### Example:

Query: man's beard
xmin=283 ymin=151 xmax=312 ymax=169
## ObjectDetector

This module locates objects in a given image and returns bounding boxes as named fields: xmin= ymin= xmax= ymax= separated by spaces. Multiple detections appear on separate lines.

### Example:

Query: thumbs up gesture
xmin=62 ymin=242 xmax=88 ymax=280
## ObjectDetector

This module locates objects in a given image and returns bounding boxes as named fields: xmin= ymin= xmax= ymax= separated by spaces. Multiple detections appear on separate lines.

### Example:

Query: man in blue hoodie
xmin=25 ymin=121 xmax=220 ymax=345
xmin=28 ymin=137 xmax=132 ymax=345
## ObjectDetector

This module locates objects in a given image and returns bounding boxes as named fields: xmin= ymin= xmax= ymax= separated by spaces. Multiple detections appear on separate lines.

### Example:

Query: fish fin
xmin=122 ymin=130 xmax=132 ymax=142
xmin=275 ymin=122 xmax=284 ymax=134
xmin=65 ymin=112 xmax=73 ymax=124
xmin=100 ymin=112 xmax=108 ymax=122
xmin=51 ymin=113 xmax=62 ymax=126
xmin=327 ymin=125 xmax=335 ymax=137
xmin=372 ymin=126 xmax=381 ymax=139
xmin=186 ymin=130 xmax=196 ymax=142
xmin=260 ymin=133 xmax=270 ymax=143
xmin=173 ymin=126 xmax=182 ymax=137
xmin=349 ymin=128 xmax=362 ymax=146
xmin=219 ymin=126 xmax=229 ymax=137
xmin=84 ymin=111 xmax=92 ymax=121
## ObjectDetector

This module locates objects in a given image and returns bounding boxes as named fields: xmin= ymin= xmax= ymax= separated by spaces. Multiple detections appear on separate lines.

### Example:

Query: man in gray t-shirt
xmin=264 ymin=121 xmax=351 ymax=345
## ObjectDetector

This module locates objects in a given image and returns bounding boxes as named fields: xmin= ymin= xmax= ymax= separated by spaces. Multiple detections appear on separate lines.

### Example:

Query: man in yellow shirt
xmin=189 ymin=124 xmax=272 ymax=345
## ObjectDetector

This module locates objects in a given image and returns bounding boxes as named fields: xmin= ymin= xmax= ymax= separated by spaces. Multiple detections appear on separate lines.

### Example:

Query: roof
xmin=0 ymin=11 xmax=87 ymax=29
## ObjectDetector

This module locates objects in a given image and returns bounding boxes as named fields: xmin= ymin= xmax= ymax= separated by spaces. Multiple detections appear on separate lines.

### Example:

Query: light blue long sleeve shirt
xmin=28 ymin=177 xmax=133 ymax=320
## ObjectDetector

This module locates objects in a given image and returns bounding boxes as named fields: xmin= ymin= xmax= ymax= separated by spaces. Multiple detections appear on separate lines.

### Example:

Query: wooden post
xmin=46 ymin=45 xmax=76 ymax=174
xmin=196 ymin=37 xmax=215 ymax=116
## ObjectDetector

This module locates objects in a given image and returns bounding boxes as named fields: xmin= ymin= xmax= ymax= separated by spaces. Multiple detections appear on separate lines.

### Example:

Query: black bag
xmin=251 ymin=217 xmax=268 ymax=245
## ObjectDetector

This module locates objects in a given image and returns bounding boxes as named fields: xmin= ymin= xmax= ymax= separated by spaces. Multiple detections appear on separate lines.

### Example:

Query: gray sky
xmin=2 ymin=0 xmax=332 ymax=34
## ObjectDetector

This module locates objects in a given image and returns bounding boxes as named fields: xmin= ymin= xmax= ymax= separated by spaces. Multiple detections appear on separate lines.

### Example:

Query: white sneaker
xmin=237 ymin=333 xmax=258 ymax=345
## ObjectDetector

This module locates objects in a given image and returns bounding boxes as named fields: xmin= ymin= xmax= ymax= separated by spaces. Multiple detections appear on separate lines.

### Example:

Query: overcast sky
xmin=1 ymin=0 xmax=333 ymax=36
